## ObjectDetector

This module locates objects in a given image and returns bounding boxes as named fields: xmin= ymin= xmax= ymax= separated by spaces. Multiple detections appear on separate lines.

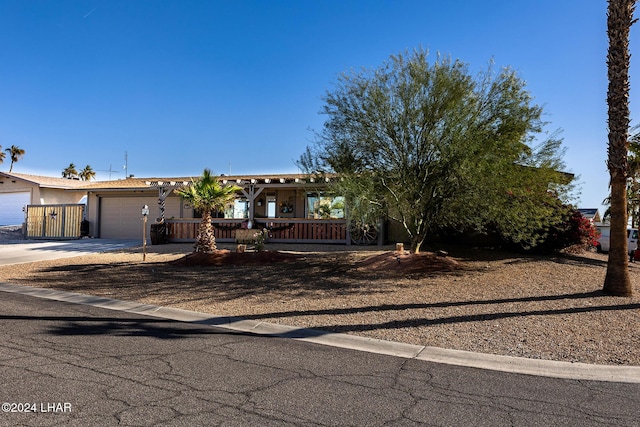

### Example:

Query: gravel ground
xmin=0 ymin=225 xmax=24 ymax=241
xmin=0 ymin=232 xmax=639 ymax=366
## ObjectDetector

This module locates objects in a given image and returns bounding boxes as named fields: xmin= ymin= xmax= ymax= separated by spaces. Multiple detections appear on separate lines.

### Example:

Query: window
xmin=224 ymin=199 xmax=249 ymax=219
xmin=306 ymin=193 xmax=344 ymax=219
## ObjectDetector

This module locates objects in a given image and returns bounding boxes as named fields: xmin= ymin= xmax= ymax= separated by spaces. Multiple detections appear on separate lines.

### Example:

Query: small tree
xmin=62 ymin=163 xmax=79 ymax=179
xmin=5 ymin=145 xmax=25 ymax=172
xmin=302 ymin=49 xmax=572 ymax=253
xmin=0 ymin=145 xmax=5 ymax=165
xmin=174 ymin=169 xmax=241 ymax=253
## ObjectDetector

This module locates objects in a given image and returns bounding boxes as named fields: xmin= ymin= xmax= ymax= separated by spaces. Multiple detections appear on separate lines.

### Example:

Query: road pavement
xmin=1 ymin=289 xmax=639 ymax=426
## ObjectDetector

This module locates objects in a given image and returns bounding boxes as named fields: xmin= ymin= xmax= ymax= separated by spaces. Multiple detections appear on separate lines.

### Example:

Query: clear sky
xmin=0 ymin=1 xmax=634 ymax=213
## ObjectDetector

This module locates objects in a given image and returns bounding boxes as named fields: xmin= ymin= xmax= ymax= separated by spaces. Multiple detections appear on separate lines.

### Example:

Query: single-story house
xmin=0 ymin=172 xmax=88 ymax=226
xmin=79 ymin=174 xmax=374 ymax=244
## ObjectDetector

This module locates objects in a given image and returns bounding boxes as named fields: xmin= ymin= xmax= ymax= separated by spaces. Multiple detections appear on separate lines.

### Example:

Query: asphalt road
xmin=0 ymin=239 xmax=140 ymax=266
xmin=1 ymin=291 xmax=639 ymax=427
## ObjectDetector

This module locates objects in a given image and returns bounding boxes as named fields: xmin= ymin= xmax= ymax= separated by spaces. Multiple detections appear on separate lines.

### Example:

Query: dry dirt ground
xmin=1 ymin=241 xmax=639 ymax=366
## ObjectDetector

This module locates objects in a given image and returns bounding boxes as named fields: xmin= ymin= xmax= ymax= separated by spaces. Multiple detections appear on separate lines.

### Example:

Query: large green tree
xmin=604 ymin=0 xmax=636 ymax=297
xmin=174 ymin=169 xmax=241 ymax=253
xmin=302 ymin=49 xmax=572 ymax=253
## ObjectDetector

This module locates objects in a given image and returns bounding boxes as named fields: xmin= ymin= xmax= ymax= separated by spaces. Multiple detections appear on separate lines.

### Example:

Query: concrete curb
xmin=2 ymin=282 xmax=639 ymax=384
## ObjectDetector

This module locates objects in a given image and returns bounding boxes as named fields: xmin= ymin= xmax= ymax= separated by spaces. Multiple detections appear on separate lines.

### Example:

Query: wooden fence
xmin=26 ymin=204 xmax=86 ymax=239
xmin=166 ymin=218 xmax=348 ymax=244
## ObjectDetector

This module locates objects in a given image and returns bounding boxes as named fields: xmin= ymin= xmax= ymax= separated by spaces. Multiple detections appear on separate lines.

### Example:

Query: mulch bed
xmin=170 ymin=250 xmax=302 ymax=266
xmin=171 ymin=248 xmax=462 ymax=274
xmin=356 ymin=251 xmax=461 ymax=274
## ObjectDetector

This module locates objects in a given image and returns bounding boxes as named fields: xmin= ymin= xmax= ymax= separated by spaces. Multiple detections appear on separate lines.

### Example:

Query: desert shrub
xmin=533 ymin=208 xmax=600 ymax=254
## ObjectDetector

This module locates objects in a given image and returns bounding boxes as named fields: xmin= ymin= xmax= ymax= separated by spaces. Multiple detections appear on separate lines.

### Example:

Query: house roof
xmin=578 ymin=208 xmax=601 ymax=222
xmin=0 ymin=171 xmax=337 ymax=193
xmin=78 ymin=173 xmax=335 ymax=191
xmin=78 ymin=177 xmax=182 ymax=190
xmin=0 ymin=172 xmax=90 ymax=189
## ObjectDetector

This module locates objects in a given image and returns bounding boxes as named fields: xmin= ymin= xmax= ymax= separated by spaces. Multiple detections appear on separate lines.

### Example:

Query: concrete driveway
xmin=0 ymin=239 xmax=140 ymax=266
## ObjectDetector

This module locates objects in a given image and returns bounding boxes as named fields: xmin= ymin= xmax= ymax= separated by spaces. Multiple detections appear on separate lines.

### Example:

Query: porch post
xmin=158 ymin=187 xmax=168 ymax=222
xmin=241 ymin=183 xmax=264 ymax=224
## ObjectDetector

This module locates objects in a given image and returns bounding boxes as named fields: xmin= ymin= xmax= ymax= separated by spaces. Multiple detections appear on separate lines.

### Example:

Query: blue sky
xmin=0 ymin=0 xmax=633 ymax=213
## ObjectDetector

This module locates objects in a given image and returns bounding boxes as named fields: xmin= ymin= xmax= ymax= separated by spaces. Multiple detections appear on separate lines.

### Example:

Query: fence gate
xmin=26 ymin=204 xmax=85 ymax=239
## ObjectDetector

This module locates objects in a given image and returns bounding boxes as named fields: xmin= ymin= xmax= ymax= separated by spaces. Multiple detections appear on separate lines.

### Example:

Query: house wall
xmin=39 ymin=188 xmax=86 ymax=204
xmin=0 ymin=178 xmax=39 ymax=202
xmin=252 ymin=189 xmax=308 ymax=219
xmin=276 ymin=189 xmax=298 ymax=218
xmin=0 ymin=179 xmax=85 ymax=205
xmin=254 ymin=196 xmax=267 ymax=218
xmin=176 ymin=196 xmax=194 ymax=219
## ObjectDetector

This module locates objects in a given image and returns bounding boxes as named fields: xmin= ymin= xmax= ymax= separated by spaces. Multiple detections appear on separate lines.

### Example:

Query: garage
xmin=99 ymin=196 xmax=159 ymax=239
xmin=0 ymin=191 xmax=31 ymax=226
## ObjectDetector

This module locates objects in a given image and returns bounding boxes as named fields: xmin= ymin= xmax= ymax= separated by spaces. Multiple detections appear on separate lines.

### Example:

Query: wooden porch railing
xmin=165 ymin=218 xmax=348 ymax=244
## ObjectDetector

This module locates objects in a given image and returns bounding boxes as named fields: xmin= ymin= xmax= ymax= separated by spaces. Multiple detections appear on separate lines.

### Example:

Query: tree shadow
xmin=437 ymin=244 xmax=609 ymax=268
xmin=23 ymin=254 xmax=459 ymax=303
xmin=236 ymin=290 xmax=611 ymax=320
xmin=230 ymin=290 xmax=640 ymax=336
xmin=502 ymin=253 xmax=608 ymax=268
xmin=1 ymin=314 xmax=249 ymax=340
xmin=318 ymin=301 xmax=640 ymax=334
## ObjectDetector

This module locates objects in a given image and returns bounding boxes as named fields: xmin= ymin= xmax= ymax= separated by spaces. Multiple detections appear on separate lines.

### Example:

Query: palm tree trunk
xmin=604 ymin=177 xmax=632 ymax=295
xmin=195 ymin=210 xmax=217 ymax=253
xmin=604 ymin=0 xmax=635 ymax=297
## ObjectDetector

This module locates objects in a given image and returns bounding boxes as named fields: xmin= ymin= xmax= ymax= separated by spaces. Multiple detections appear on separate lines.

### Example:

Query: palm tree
xmin=174 ymin=169 xmax=241 ymax=253
xmin=79 ymin=165 xmax=96 ymax=181
xmin=62 ymin=163 xmax=79 ymax=179
xmin=0 ymin=145 xmax=5 ymax=166
xmin=5 ymin=145 xmax=25 ymax=172
xmin=604 ymin=0 xmax=636 ymax=297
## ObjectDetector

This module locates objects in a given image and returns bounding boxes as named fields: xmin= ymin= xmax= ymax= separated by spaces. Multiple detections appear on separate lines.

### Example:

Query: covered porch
xmin=166 ymin=218 xmax=349 ymax=244
xmin=163 ymin=173 xmax=359 ymax=245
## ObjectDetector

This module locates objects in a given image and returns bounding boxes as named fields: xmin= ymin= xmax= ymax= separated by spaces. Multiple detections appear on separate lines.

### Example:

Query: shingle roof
xmin=0 ymin=172 xmax=90 ymax=189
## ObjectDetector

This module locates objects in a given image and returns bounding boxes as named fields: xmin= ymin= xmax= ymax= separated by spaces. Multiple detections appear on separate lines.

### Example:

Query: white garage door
xmin=0 ymin=192 xmax=30 ymax=226
xmin=100 ymin=196 xmax=158 ymax=239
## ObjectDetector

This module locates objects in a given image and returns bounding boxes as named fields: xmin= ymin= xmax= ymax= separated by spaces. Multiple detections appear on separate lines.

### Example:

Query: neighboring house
xmin=578 ymin=208 xmax=602 ymax=224
xmin=0 ymin=172 xmax=88 ymax=226
xmin=79 ymin=174 xmax=354 ymax=243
